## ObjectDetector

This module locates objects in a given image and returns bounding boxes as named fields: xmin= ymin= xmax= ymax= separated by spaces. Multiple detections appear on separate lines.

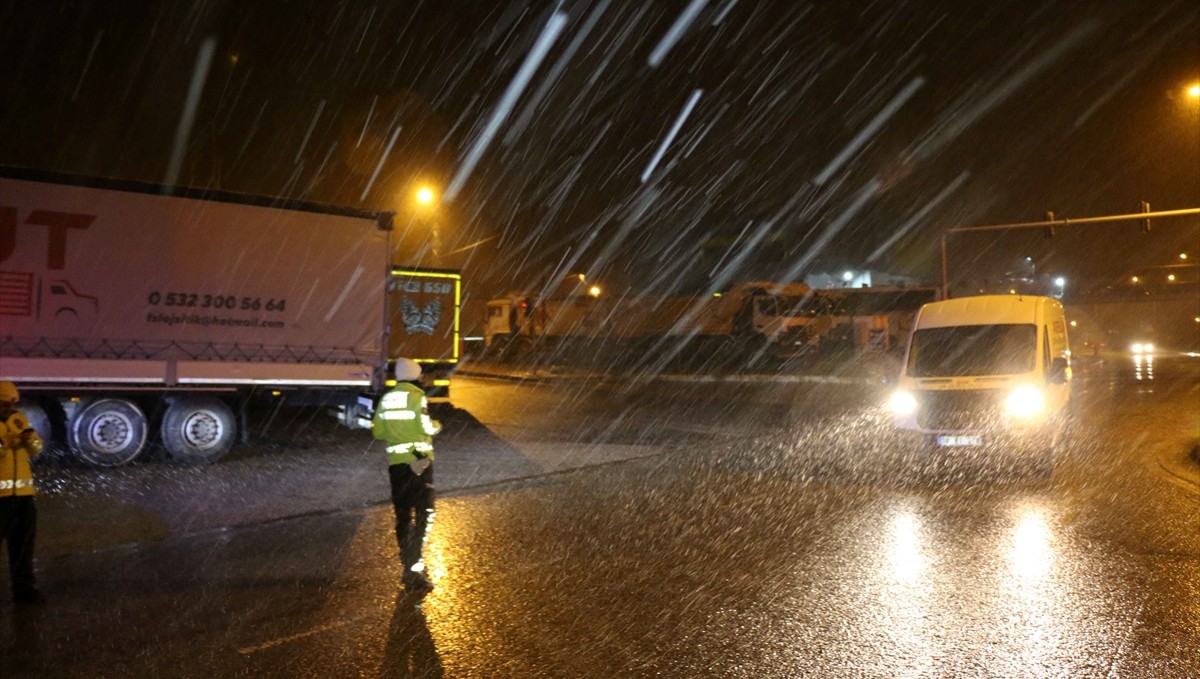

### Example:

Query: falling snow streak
xmin=783 ymin=179 xmax=884 ymax=283
xmin=295 ymin=99 xmax=326 ymax=164
xmin=634 ymin=215 xmax=784 ymax=372
xmin=909 ymin=19 xmax=1100 ymax=163
xmin=70 ymin=30 xmax=104 ymax=102
xmin=359 ymin=124 xmax=402 ymax=200
xmin=445 ymin=11 xmax=569 ymax=201
xmin=503 ymin=0 xmax=613 ymax=148
xmin=642 ymin=89 xmax=704 ymax=183
xmin=813 ymin=77 xmax=925 ymax=187
xmin=1071 ymin=15 xmax=1192 ymax=130
xmin=864 ymin=171 xmax=970 ymax=265
xmin=165 ymin=37 xmax=216 ymax=190
xmin=711 ymin=0 xmax=740 ymax=26
xmin=356 ymin=96 xmax=377 ymax=147
xmin=648 ymin=0 xmax=710 ymax=68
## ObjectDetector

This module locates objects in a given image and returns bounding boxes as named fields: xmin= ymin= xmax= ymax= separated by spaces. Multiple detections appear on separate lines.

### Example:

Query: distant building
xmin=805 ymin=269 xmax=920 ymax=289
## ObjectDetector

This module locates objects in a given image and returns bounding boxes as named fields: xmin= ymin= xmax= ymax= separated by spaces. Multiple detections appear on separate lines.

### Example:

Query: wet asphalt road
xmin=1 ymin=355 xmax=1198 ymax=677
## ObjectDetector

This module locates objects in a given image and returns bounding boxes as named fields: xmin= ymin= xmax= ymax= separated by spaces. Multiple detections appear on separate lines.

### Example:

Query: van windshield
xmin=907 ymin=324 xmax=1037 ymax=377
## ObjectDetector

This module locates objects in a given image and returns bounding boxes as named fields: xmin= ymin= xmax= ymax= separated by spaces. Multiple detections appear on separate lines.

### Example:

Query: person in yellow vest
xmin=0 ymin=381 xmax=46 ymax=605
xmin=372 ymin=359 xmax=441 ymax=596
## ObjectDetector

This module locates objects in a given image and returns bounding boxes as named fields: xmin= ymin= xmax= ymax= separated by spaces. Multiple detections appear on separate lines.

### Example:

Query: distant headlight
xmin=890 ymin=390 xmax=918 ymax=416
xmin=1130 ymin=343 xmax=1143 ymax=354
xmin=1131 ymin=342 xmax=1154 ymax=354
xmin=1005 ymin=386 xmax=1045 ymax=418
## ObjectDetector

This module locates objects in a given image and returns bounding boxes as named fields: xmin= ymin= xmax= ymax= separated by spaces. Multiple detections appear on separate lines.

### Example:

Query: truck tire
xmin=68 ymin=398 xmax=149 ymax=467
xmin=509 ymin=337 xmax=535 ymax=363
xmin=161 ymin=396 xmax=237 ymax=464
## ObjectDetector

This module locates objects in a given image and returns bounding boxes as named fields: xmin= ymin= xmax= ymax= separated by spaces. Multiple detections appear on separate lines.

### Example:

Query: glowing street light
xmin=1189 ymin=83 xmax=1200 ymax=99
xmin=415 ymin=186 xmax=437 ymax=206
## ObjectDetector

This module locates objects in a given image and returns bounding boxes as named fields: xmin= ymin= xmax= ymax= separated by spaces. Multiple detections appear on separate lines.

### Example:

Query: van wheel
xmin=162 ymin=397 xmax=237 ymax=464
xmin=69 ymin=399 xmax=149 ymax=467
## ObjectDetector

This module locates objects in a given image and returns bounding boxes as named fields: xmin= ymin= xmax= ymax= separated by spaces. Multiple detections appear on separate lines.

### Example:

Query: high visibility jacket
xmin=0 ymin=408 xmax=43 ymax=497
xmin=371 ymin=383 xmax=441 ymax=466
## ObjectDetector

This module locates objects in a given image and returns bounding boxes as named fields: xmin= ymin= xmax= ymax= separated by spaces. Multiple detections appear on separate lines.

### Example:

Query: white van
xmin=890 ymin=295 xmax=1071 ymax=451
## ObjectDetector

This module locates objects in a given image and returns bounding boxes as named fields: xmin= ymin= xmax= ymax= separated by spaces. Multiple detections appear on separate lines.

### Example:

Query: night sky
xmin=2 ymin=0 xmax=1197 ymax=297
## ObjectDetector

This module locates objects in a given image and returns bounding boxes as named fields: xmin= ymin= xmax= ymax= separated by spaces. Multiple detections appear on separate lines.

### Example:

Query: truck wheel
xmin=509 ymin=337 xmax=535 ymax=363
xmin=68 ymin=399 xmax=149 ymax=467
xmin=161 ymin=397 xmax=237 ymax=464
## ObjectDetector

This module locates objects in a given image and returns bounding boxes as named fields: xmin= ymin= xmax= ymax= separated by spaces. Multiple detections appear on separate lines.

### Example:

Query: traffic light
xmin=1043 ymin=211 xmax=1055 ymax=239
xmin=1140 ymin=201 xmax=1151 ymax=233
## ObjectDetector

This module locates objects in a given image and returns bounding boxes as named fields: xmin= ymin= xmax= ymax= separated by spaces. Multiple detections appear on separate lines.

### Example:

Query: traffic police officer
xmin=372 ymin=359 xmax=441 ymax=596
xmin=0 ymin=381 xmax=46 ymax=605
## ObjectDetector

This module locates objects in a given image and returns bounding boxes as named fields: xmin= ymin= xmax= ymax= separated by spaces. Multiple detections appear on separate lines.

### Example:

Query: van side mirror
xmin=1048 ymin=357 xmax=1069 ymax=384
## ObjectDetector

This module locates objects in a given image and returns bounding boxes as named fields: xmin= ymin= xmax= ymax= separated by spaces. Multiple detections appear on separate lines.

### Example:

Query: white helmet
xmin=394 ymin=358 xmax=422 ymax=382
xmin=0 ymin=381 xmax=18 ymax=404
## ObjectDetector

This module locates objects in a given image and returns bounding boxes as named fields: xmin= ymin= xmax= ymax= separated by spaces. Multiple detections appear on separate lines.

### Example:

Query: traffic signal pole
xmin=940 ymin=206 xmax=1200 ymax=298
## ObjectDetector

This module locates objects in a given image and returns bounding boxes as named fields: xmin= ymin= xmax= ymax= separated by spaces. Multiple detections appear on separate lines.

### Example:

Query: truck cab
xmin=890 ymin=295 xmax=1071 ymax=452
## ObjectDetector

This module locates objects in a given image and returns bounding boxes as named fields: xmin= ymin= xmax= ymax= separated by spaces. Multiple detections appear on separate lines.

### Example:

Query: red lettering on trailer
xmin=0 ymin=206 xmax=95 ymax=269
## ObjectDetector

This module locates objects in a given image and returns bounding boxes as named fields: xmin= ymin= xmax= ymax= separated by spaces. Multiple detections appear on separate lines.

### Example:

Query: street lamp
xmin=1189 ymin=83 xmax=1200 ymax=99
xmin=416 ymin=186 xmax=436 ymax=206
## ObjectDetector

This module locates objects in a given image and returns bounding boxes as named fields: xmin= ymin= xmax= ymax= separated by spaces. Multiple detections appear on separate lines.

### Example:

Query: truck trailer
xmin=0 ymin=167 xmax=460 ymax=466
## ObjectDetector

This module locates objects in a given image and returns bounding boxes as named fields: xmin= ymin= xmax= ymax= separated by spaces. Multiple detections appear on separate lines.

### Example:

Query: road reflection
xmin=1002 ymin=504 xmax=1063 ymax=670
xmin=881 ymin=508 xmax=935 ymax=677
xmin=1133 ymin=354 xmax=1154 ymax=380
xmin=1009 ymin=505 xmax=1053 ymax=582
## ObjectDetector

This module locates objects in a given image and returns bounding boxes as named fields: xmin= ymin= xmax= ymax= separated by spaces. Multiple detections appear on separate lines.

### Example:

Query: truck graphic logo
xmin=1 ymin=206 xmax=99 ymax=323
xmin=400 ymin=298 xmax=441 ymax=335
xmin=0 ymin=270 xmax=99 ymax=321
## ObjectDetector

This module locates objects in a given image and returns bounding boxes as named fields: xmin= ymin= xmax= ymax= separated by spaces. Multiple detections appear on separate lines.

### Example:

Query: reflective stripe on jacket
xmin=0 ymin=409 xmax=43 ymax=497
xmin=371 ymin=384 xmax=440 ymax=466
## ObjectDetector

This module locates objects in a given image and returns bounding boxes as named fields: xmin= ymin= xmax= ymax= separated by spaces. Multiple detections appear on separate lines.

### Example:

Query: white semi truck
xmin=0 ymin=167 xmax=460 ymax=466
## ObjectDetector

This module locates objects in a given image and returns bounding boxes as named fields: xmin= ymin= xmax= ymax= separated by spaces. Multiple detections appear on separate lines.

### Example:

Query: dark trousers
xmin=0 ymin=496 xmax=38 ymax=596
xmin=388 ymin=464 xmax=434 ymax=575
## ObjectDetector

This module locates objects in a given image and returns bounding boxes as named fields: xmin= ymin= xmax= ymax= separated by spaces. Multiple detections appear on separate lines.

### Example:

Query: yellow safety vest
xmin=0 ymin=409 xmax=43 ymax=497
xmin=371 ymin=384 xmax=441 ymax=466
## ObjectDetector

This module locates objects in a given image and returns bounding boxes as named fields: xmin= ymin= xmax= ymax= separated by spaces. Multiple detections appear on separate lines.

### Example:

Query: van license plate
xmin=937 ymin=435 xmax=982 ymax=447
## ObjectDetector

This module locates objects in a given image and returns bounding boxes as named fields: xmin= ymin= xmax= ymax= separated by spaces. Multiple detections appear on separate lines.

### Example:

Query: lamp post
xmin=411 ymin=184 xmax=440 ymax=259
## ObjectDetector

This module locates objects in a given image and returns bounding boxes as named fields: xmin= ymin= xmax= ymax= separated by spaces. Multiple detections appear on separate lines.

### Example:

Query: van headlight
xmin=1004 ymin=386 xmax=1045 ymax=418
xmin=890 ymin=390 xmax=918 ymax=416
